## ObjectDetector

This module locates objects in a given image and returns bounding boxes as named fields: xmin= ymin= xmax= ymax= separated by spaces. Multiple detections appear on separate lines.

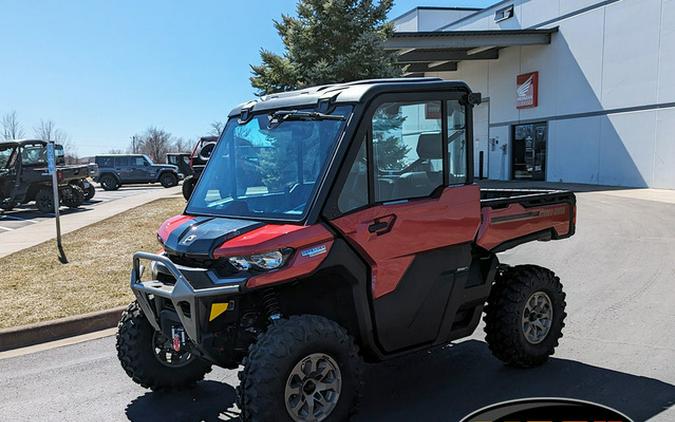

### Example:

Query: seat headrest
xmin=417 ymin=133 xmax=442 ymax=160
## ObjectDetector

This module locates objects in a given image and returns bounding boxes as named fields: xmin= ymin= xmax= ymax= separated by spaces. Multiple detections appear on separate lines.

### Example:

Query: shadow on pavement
xmin=123 ymin=340 xmax=675 ymax=422
xmin=125 ymin=380 xmax=239 ymax=422
xmin=357 ymin=340 xmax=675 ymax=421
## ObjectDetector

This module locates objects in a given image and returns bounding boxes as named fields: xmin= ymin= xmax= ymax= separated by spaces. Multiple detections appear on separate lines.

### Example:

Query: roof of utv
xmin=0 ymin=139 xmax=48 ymax=147
xmin=228 ymin=77 xmax=471 ymax=117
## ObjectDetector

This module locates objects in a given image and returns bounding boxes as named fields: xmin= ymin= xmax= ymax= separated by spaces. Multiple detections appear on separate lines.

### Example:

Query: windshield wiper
xmin=269 ymin=110 xmax=345 ymax=126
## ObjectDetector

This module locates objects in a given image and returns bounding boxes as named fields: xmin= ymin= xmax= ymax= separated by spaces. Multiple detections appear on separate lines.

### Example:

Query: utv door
xmin=330 ymin=94 xmax=481 ymax=353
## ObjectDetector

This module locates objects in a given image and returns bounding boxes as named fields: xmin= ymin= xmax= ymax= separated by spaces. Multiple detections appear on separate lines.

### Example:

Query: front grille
xmin=166 ymin=254 xmax=239 ymax=278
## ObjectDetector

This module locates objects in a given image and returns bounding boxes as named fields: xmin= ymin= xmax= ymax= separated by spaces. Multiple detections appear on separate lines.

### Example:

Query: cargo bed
xmin=476 ymin=188 xmax=576 ymax=252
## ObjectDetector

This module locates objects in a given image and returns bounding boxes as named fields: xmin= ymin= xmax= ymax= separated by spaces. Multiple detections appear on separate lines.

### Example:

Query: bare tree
xmin=209 ymin=121 xmax=224 ymax=137
xmin=34 ymin=119 xmax=69 ymax=143
xmin=171 ymin=137 xmax=194 ymax=153
xmin=2 ymin=111 xmax=25 ymax=140
xmin=34 ymin=119 xmax=79 ymax=163
xmin=137 ymin=127 xmax=173 ymax=162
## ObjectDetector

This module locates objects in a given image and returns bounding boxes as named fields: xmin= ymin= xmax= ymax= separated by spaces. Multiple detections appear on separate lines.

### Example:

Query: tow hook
xmin=171 ymin=326 xmax=186 ymax=352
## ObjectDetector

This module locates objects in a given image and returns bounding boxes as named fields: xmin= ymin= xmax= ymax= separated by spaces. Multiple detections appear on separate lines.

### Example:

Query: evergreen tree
xmin=250 ymin=0 xmax=401 ymax=96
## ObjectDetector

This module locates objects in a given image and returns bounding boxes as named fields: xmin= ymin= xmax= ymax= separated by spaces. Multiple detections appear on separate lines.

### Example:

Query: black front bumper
xmin=130 ymin=251 xmax=244 ymax=343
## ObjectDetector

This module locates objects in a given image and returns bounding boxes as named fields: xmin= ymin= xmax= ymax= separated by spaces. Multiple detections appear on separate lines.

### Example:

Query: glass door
xmin=511 ymin=122 xmax=547 ymax=181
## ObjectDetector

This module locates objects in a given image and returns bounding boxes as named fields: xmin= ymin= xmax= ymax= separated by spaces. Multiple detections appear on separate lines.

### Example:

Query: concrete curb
xmin=0 ymin=306 xmax=127 ymax=352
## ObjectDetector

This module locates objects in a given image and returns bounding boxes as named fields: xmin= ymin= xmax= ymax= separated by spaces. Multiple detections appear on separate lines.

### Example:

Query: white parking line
xmin=0 ymin=215 xmax=38 ymax=223
xmin=0 ymin=226 xmax=14 ymax=231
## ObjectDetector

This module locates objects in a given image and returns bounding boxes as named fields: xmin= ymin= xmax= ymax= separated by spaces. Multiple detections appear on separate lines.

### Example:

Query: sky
xmin=0 ymin=0 xmax=496 ymax=157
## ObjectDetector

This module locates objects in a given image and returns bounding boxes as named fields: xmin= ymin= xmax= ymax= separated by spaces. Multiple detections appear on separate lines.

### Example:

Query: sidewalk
xmin=0 ymin=186 xmax=181 ymax=258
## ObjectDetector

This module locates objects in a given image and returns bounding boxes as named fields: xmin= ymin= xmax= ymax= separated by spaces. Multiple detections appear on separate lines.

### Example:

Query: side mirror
xmin=468 ymin=93 xmax=482 ymax=106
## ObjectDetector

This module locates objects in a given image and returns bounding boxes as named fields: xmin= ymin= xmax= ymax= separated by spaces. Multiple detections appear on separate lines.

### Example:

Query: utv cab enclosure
xmin=117 ymin=78 xmax=576 ymax=422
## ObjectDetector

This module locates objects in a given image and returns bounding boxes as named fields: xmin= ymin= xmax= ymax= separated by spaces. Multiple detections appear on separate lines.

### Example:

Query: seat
xmin=392 ymin=133 xmax=443 ymax=199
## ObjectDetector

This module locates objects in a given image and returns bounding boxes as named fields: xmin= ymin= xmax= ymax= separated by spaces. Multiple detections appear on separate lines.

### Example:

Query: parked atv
xmin=0 ymin=139 xmax=95 ymax=213
xmin=181 ymin=136 xmax=217 ymax=200
xmin=117 ymin=79 xmax=576 ymax=421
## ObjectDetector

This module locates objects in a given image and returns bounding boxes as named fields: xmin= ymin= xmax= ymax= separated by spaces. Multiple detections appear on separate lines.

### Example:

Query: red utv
xmin=117 ymin=78 xmax=576 ymax=421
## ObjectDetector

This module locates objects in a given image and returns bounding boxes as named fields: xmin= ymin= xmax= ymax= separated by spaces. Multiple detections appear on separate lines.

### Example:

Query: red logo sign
xmin=516 ymin=71 xmax=539 ymax=109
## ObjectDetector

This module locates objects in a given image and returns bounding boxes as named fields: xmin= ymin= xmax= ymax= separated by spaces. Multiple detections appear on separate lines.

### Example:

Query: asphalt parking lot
xmin=1 ymin=188 xmax=674 ymax=421
xmin=0 ymin=185 xmax=172 ymax=233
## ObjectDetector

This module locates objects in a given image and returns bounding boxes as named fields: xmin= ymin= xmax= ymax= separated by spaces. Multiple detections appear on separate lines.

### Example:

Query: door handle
xmin=368 ymin=215 xmax=396 ymax=235
xmin=368 ymin=221 xmax=389 ymax=233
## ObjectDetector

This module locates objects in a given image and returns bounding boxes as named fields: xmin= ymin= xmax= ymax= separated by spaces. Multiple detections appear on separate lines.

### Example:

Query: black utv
xmin=0 ymin=139 xmax=95 ymax=213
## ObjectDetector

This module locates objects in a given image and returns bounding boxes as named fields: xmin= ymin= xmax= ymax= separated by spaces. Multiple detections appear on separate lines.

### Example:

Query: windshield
xmin=186 ymin=105 xmax=352 ymax=221
xmin=0 ymin=145 xmax=16 ymax=169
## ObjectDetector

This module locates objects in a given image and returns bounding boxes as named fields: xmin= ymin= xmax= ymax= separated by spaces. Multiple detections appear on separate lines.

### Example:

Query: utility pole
xmin=47 ymin=141 xmax=68 ymax=264
xmin=131 ymin=136 xmax=137 ymax=153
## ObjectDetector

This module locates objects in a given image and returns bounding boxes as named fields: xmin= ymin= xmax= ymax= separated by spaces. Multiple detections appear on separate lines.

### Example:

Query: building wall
xmin=429 ymin=0 xmax=675 ymax=189
xmin=393 ymin=8 xmax=479 ymax=32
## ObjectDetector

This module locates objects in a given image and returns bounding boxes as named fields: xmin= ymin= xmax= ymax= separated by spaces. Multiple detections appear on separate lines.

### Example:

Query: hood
xmin=155 ymin=164 xmax=178 ymax=171
xmin=159 ymin=215 xmax=264 ymax=258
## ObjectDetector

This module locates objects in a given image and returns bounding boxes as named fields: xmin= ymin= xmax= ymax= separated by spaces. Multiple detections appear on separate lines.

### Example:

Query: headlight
xmin=228 ymin=249 xmax=292 ymax=271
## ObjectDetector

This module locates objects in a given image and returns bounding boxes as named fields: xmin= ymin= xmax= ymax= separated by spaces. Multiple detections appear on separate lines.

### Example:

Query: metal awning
xmin=385 ymin=28 xmax=557 ymax=76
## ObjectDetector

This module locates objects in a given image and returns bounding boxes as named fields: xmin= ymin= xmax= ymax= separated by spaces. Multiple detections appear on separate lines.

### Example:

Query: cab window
xmin=337 ymin=137 xmax=368 ymax=213
xmin=447 ymin=100 xmax=467 ymax=184
xmin=371 ymin=101 xmax=443 ymax=202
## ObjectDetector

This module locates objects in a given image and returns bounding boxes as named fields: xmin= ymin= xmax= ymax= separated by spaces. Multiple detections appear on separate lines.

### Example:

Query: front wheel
xmin=182 ymin=175 xmax=195 ymax=200
xmin=116 ymin=302 xmax=212 ymax=390
xmin=483 ymin=265 xmax=567 ymax=367
xmin=35 ymin=188 xmax=55 ymax=213
xmin=100 ymin=174 xmax=119 ymax=191
xmin=238 ymin=315 xmax=363 ymax=422
xmin=160 ymin=172 xmax=178 ymax=188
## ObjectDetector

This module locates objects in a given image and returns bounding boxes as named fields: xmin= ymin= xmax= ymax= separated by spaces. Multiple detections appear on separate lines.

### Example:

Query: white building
xmin=389 ymin=1 xmax=675 ymax=188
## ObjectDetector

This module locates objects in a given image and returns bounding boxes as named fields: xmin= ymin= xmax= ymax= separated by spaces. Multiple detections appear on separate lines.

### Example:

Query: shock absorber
xmin=261 ymin=289 xmax=282 ymax=321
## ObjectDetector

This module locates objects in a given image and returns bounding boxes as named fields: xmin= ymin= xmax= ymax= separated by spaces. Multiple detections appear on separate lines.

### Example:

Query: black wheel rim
xmin=151 ymin=331 xmax=194 ymax=368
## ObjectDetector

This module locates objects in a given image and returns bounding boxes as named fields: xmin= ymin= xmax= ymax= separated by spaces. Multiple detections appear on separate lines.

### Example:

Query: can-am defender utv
xmin=0 ymin=139 xmax=95 ymax=213
xmin=117 ymin=78 xmax=576 ymax=421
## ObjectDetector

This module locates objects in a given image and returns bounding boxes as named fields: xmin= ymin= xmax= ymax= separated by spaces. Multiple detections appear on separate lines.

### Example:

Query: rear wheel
xmin=182 ymin=175 xmax=195 ymax=200
xmin=484 ymin=265 xmax=567 ymax=367
xmin=160 ymin=172 xmax=178 ymax=188
xmin=61 ymin=185 xmax=84 ymax=208
xmin=0 ymin=199 xmax=15 ymax=211
xmin=83 ymin=182 xmax=96 ymax=201
xmin=238 ymin=315 xmax=363 ymax=422
xmin=35 ymin=188 xmax=54 ymax=213
xmin=116 ymin=302 xmax=212 ymax=390
xmin=100 ymin=174 xmax=119 ymax=191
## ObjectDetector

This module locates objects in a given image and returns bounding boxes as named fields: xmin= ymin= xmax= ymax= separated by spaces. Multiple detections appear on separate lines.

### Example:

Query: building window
xmin=494 ymin=5 xmax=514 ymax=22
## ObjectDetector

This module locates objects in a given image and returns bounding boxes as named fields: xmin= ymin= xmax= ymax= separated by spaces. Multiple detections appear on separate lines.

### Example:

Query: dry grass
xmin=0 ymin=197 xmax=184 ymax=329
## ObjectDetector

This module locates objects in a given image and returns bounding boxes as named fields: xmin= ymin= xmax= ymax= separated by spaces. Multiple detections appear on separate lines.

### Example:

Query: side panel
xmin=476 ymin=201 xmax=574 ymax=251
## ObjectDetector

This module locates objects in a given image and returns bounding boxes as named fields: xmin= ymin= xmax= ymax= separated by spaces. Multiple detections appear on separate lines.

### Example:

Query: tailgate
xmin=476 ymin=189 xmax=576 ymax=252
